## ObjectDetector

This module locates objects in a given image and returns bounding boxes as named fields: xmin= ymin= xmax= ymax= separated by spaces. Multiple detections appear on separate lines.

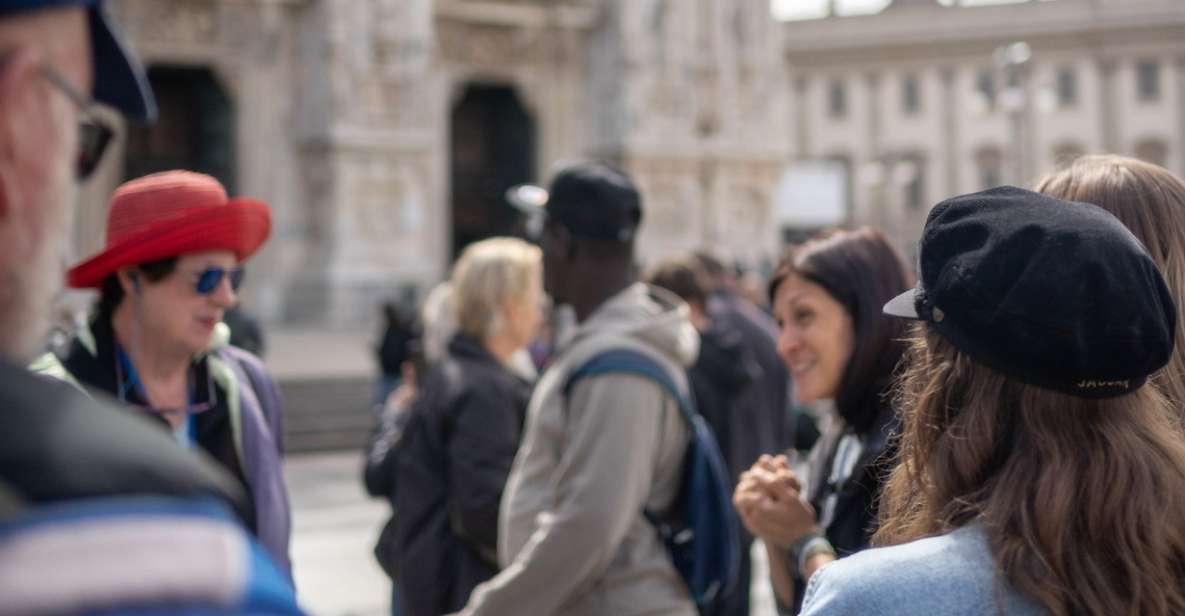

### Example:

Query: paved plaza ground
xmin=286 ymin=451 xmax=779 ymax=616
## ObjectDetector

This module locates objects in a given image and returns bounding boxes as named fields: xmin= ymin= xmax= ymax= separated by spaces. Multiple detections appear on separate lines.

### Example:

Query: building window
xmin=1056 ymin=66 xmax=1077 ymax=108
xmin=1135 ymin=140 xmax=1168 ymax=167
xmin=976 ymin=69 xmax=996 ymax=109
xmin=828 ymin=79 xmax=847 ymax=118
xmin=1137 ymin=60 xmax=1161 ymax=102
xmin=975 ymin=147 xmax=1003 ymax=190
xmin=902 ymin=74 xmax=920 ymax=115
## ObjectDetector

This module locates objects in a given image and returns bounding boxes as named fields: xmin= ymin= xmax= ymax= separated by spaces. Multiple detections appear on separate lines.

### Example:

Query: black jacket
xmin=808 ymin=398 xmax=897 ymax=556
xmin=689 ymin=321 xmax=760 ymax=484
xmin=0 ymin=359 xmax=248 ymax=520
xmin=789 ymin=395 xmax=898 ymax=613
xmin=708 ymin=291 xmax=793 ymax=480
xmin=58 ymin=317 xmax=253 ymax=526
xmin=377 ymin=334 xmax=530 ymax=616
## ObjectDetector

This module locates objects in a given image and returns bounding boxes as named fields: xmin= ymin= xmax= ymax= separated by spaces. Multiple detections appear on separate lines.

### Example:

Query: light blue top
xmin=800 ymin=524 xmax=1047 ymax=616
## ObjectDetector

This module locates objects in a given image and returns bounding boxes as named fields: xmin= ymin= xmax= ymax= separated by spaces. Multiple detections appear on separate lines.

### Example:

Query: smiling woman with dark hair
xmin=733 ymin=227 xmax=913 ymax=611
xmin=37 ymin=170 xmax=292 ymax=578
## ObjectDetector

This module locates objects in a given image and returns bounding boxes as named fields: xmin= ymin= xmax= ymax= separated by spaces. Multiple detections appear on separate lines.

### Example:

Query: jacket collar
xmin=447 ymin=333 xmax=497 ymax=364
xmin=62 ymin=316 xmax=224 ymax=410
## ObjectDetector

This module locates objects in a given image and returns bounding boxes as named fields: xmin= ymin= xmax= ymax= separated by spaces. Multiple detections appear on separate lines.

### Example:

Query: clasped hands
xmin=733 ymin=454 xmax=818 ymax=549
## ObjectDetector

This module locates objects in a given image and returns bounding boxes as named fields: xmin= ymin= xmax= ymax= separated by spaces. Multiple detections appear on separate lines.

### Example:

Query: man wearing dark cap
xmin=0 ymin=3 xmax=297 ymax=612
xmin=459 ymin=161 xmax=699 ymax=615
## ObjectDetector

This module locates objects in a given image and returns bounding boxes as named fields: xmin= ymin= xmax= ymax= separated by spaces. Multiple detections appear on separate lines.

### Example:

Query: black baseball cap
xmin=506 ymin=160 xmax=642 ymax=242
xmin=1 ymin=0 xmax=156 ymax=122
xmin=884 ymin=186 xmax=1176 ymax=398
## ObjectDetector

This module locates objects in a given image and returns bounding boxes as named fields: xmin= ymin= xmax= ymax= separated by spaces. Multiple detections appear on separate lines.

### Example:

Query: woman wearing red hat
xmin=43 ymin=170 xmax=292 ymax=578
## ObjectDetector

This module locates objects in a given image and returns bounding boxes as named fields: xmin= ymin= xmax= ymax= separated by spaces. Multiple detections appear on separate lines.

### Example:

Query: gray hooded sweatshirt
xmin=458 ymin=283 xmax=700 ymax=616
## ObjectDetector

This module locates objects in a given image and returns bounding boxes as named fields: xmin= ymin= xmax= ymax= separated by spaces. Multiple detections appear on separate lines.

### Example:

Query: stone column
xmin=941 ymin=67 xmax=959 ymax=198
xmin=1176 ymin=55 xmax=1185 ymax=176
xmin=1098 ymin=57 xmax=1119 ymax=153
xmin=865 ymin=73 xmax=883 ymax=230
xmin=794 ymin=75 xmax=810 ymax=158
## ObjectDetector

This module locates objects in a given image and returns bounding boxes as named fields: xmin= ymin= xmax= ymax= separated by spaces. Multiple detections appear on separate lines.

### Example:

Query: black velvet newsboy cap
xmin=884 ymin=185 xmax=1177 ymax=398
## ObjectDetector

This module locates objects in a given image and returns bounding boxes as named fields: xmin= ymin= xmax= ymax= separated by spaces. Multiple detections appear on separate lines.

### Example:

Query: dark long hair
xmin=94 ymin=257 xmax=178 ymax=323
xmin=878 ymin=326 xmax=1185 ymax=616
xmin=768 ymin=227 xmax=914 ymax=433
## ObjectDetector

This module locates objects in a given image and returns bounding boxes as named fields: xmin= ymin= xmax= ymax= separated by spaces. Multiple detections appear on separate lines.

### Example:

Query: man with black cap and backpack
xmin=457 ymin=161 xmax=737 ymax=615
xmin=0 ymin=2 xmax=298 ymax=612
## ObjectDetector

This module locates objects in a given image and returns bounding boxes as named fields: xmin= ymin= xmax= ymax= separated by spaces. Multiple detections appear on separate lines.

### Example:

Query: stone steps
xmin=279 ymin=377 xmax=376 ymax=453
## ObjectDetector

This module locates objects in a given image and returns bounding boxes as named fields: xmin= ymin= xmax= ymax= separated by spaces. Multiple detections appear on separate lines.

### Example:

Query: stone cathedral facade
xmin=82 ymin=0 xmax=789 ymax=329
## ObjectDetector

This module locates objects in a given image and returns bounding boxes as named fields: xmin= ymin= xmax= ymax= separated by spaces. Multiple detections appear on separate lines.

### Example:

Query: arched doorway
xmin=449 ymin=83 xmax=536 ymax=259
xmin=124 ymin=66 xmax=236 ymax=191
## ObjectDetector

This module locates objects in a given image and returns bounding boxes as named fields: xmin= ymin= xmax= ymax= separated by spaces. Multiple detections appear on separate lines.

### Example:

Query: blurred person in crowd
xmin=737 ymin=269 xmax=772 ymax=315
xmin=694 ymin=250 xmax=794 ymax=506
xmin=40 ymin=170 xmax=292 ymax=575
xmin=368 ymin=237 xmax=540 ymax=616
xmin=733 ymin=228 xmax=912 ymax=612
xmin=801 ymin=187 xmax=1185 ymax=616
xmin=1036 ymin=154 xmax=1185 ymax=416
xmin=0 ymin=2 xmax=298 ymax=612
xmin=646 ymin=254 xmax=761 ymax=616
xmin=373 ymin=300 xmax=416 ymax=405
xmin=457 ymin=161 xmax=699 ymax=615
xmin=416 ymin=279 xmax=536 ymax=382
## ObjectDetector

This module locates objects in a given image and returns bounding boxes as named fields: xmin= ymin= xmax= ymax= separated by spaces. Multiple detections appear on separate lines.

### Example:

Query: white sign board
xmin=775 ymin=160 xmax=848 ymax=228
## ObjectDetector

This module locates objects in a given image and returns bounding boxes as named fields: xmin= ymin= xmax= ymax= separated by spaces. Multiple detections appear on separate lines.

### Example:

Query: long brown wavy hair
xmin=876 ymin=325 xmax=1185 ymax=616
xmin=1035 ymin=155 xmax=1185 ymax=416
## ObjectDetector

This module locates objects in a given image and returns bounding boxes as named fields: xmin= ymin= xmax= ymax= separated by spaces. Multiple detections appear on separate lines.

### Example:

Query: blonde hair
xmin=450 ymin=237 xmax=541 ymax=340
xmin=1035 ymin=155 xmax=1185 ymax=416
xmin=419 ymin=282 xmax=456 ymax=364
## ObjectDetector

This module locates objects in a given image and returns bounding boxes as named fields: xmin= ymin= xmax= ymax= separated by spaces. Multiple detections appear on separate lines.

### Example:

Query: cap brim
xmin=505 ymin=184 xmax=549 ymax=242
xmin=883 ymin=287 xmax=922 ymax=320
xmin=505 ymin=184 xmax=549 ymax=215
xmin=89 ymin=5 xmax=156 ymax=123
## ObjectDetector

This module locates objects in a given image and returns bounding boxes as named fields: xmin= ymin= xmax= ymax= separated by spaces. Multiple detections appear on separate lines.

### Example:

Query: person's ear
xmin=0 ymin=48 xmax=45 ymax=222
xmin=117 ymin=268 xmax=140 ymax=295
xmin=553 ymin=225 xmax=576 ymax=261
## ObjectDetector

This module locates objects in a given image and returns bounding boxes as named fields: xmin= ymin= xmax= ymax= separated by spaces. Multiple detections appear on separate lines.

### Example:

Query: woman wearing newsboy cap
xmin=42 ymin=170 xmax=291 ymax=577
xmin=798 ymin=187 xmax=1185 ymax=616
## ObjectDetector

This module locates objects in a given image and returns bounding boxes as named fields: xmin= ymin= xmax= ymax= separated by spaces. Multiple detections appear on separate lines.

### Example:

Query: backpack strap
xmin=564 ymin=348 xmax=694 ymax=525
xmin=564 ymin=348 xmax=696 ymax=426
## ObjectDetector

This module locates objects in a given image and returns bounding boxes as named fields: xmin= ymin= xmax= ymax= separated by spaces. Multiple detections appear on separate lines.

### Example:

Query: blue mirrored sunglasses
xmin=194 ymin=267 xmax=245 ymax=295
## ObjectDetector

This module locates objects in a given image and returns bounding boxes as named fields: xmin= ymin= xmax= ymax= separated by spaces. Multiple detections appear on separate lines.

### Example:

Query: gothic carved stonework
xmin=114 ymin=0 xmax=219 ymax=46
xmin=436 ymin=21 xmax=548 ymax=69
xmin=100 ymin=0 xmax=790 ymax=327
xmin=374 ymin=0 xmax=433 ymax=79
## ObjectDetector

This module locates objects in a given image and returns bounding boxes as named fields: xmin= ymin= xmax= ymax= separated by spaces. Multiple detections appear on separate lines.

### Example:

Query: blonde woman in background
xmin=367 ymin=237 xmax=543 ymax=616
xmin=1036 ymin=155 xmax=1185 ymax=414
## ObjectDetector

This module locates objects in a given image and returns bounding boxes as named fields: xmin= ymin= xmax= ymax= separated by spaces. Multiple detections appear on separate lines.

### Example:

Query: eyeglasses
xmin=41 ymin=65 xmax=115 ymax=180
xmin=192 ymin=266 xmax=245 ymax=295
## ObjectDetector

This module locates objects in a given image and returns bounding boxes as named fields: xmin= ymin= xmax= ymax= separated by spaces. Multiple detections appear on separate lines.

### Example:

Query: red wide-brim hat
xmin=68 ymin=170 xmax=272 ymax=289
